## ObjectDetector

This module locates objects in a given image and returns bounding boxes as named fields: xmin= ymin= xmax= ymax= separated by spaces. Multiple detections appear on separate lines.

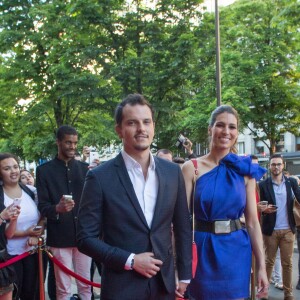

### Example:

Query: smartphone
xmin=63 ymin=195 xmax=73 ymax=202
xmin=33 ymin=225 xmax=42 ymax=231
xmin=89 ymin=151 xmax=99 ymax=165
xmin=269 ymin=204 xmax=278 ymax=209
xmin=13 ymin=198 xmax=22 ymax=206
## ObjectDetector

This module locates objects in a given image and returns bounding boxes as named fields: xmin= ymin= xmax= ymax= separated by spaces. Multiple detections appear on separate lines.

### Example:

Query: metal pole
xmin=38 ymin=237 xmax=45 ymax=300
xmin=215 ymin=0 xmax=222 ymax=106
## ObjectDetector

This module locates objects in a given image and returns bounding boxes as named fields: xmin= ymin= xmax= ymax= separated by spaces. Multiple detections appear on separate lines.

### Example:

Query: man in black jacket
xmin=259 ymin=154 xmax=300 ymax=300
xmin=36 ymin=125 xmax=91 ymax=300
xmin=77 ymin=94 xmax=192 ymax=300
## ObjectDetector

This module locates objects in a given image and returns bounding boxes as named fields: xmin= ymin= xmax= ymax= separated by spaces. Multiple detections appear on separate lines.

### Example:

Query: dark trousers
xmin=100 ymin=272 xmax=175 ymax=300
xmin=13 ymin=253 xmax=38 ymax=300
xmin=90 ymin=259 xmax=102 ymax=300
xmin=47 ymin=258 xmax=56 ymax=300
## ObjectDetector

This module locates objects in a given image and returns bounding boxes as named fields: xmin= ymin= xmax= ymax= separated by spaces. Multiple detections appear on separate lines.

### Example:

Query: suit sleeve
xmin=36 ymin=167 xmax=58 ymax=219
xmin=76 ymin=170 xmax=130 ymax=271
xmin=172 ymin=167 xmax=193 ymax=280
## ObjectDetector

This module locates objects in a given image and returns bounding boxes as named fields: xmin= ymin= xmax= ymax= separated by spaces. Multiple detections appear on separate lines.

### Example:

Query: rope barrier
xmin=45 ymin=249 xmax=101 ymax=288
xmin=0 ymin=237 xmax=100 ymax=300
xmin=0 ymin=250 xmax=32 ymax=269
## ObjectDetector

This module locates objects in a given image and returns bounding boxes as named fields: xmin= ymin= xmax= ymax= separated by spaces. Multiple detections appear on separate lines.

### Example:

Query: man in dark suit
xmin=259 ymin=154 xmax=300 ymax=300
xmin=77 ymin=94 xmax=192 ymax=300
xmin=37 ymin=125 xmax=91 ymax=300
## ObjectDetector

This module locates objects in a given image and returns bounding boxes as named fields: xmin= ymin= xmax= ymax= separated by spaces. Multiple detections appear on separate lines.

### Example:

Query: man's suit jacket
xmin=36 ymin=157 xmax=89 ymax=247
xmin=259 ymin=175 xmax=300 ymax=236
xmin=77 ymin=153 xmax=192 ymax=299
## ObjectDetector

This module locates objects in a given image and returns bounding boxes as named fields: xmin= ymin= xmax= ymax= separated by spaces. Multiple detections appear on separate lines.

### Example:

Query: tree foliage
xmin=0 ymin=0 xmax=204 ymax=160
xmin=220 ymin=0 xmax=300 ymax=154
xmin=180 ymin=0 xmax=300 ymax=155
xmin=0 ymin=0 xmax=299 ymax=160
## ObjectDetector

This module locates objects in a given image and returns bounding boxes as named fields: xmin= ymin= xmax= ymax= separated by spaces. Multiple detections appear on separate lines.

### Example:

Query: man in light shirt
xmin=77 ymin=93 xmax=192 ymax=300
xmin=259 ymin=154 xmax=300 ymax=300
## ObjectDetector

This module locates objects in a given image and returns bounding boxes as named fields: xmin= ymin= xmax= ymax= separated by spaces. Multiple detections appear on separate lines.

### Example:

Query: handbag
xmin=191 ymin=159 xmax=199 ymax=278
xmin=293 ymin=197 xmax=300 ymax=226
xmin=290 ymin=179 xmax=300 ymax=227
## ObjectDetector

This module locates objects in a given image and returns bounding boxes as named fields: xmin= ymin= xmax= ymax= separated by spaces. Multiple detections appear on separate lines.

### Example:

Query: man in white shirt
xmin=77 ymin=93 xmax=192 ymax=300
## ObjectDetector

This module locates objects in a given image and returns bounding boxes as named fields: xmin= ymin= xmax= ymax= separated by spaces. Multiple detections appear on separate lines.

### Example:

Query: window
xmin=275 ymin=134 xmax=285 ymax=152
xmin=237 ymin=142 xmax=245 ymax=155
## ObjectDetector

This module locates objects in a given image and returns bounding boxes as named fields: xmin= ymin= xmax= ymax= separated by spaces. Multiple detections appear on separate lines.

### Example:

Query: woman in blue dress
xmin=182 ymin=105 xmax=269 ymax=300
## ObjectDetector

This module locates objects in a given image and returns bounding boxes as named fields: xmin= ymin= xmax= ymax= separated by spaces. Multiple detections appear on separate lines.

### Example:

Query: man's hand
xmin=56 ymin=196 xmax=75 ymax=213
xmin=263 ymin=204 xmax=277 ymax=214
xmin=175 ymin=282 xmax=189 ymax=299
xmin=82 ymin=146 xmax=90 ymax=162
xmin=132 ymin=252 xmax=163 ymax=278
xmin=182 ymin=138 xmax=193 ymax=155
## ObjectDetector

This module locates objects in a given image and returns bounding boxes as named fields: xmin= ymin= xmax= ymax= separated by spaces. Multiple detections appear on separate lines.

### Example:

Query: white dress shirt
xmin=121 ymin=150 xmax=159 ymax=270
xmin=121 ymin=150 xmax=158 ymax=228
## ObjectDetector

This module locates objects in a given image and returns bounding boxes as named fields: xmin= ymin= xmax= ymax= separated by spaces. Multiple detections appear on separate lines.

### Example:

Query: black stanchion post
xmin=38 ymin=237 xmax=45 ymax=300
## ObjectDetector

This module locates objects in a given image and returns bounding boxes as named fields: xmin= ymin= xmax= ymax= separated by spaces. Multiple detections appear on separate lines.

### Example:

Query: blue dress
xmin=189 ymin=153 xmax=266 ymax=300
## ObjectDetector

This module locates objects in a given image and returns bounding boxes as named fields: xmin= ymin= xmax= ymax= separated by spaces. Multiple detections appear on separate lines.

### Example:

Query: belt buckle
xmin=214 ymin=220 xmax=231 ymax=234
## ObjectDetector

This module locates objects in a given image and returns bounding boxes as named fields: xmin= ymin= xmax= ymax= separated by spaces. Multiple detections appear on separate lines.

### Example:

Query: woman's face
xmin=0 ymin=158 xmax=20 ymax=186
xmin=209 ymin=112 xmax=238 ymax=151
xmin=20 ymin=170 xmax=35 ymax=186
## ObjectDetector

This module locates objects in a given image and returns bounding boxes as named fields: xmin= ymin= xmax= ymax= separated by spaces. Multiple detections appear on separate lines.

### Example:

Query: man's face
xmin=57 ymin=134 xmax=78 ymax=161
xmin=269 ymin=157 xmax=284 ymax=178
xmin=115 ymin=104 xmax=155 ymax=157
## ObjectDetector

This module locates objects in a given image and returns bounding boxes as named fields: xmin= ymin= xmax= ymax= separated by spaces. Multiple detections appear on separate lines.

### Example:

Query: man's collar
xmin=121 ymin=150 xmax=155 ymax=171
xmin=271 ymin=174 xmax=285 ymax=185
xmin=55 ymin=155 xmax=75 ymax=166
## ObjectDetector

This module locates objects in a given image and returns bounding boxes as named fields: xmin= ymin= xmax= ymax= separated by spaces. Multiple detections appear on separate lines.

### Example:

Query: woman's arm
xmin=4 ymin=205 xmax=21 ymax=238
xmin=181 ymin=160 xmax=195 ymax=210
xmin=244 ymin=177 xmax=269 ymax=295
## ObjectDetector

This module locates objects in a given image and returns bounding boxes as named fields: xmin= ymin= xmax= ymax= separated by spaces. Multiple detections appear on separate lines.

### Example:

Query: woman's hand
xmin=27 ymin=236 xmax=39 ymax=246
xmin=256 ymin=266 xmax=269 ymax=298
xmin=0 ymin=204 xmax=20 ymax=222
xmin=26 ymin=224 xmax=43 ymax=237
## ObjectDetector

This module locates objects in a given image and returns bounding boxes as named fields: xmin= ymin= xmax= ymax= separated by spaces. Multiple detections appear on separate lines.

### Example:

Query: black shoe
xmin=296 ymin=280 xmax=300 ymax=290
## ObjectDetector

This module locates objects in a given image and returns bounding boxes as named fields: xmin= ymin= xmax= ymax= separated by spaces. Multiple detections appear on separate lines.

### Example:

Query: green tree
xmin=220 ymin=0 xmax=300 ymax=154
xmin=181 ymin=0 xmax=300 ymax=155
xmin=0 ymin=0 xmax=205 ymax=160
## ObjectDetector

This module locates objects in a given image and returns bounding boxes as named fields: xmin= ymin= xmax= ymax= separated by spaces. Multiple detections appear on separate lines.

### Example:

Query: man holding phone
xmin=36 ymin=125 xmax=91 ymax=300
xmin=259 ymin=154 xmax=300 ymax=300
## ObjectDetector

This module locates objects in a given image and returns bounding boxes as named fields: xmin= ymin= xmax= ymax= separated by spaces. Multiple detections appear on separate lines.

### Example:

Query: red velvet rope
xmin=46 ymin=251 xmax=101 ymax=288
xmin=0 ymin=251 xmax=31 ymax=269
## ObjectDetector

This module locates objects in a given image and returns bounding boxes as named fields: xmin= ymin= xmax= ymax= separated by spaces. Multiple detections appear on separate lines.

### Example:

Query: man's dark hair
xmin=250 ymin=154 xmax=258 ymax=160
xmin=114 ymin=93 xmax=155 ymax=126
xmin=157 ymin=149 xmax=173 ymax=157
xmin=270 ymin=153 xmax=284 ymax=162
xmin=173 ymin=156 xmax=185 ymax=164
xmin=56 ymin=125 xmax=78 ymax=141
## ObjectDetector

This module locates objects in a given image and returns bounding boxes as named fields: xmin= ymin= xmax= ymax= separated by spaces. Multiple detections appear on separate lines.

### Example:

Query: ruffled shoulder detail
xmin=220 ymin=153 xmax=266 ymax=181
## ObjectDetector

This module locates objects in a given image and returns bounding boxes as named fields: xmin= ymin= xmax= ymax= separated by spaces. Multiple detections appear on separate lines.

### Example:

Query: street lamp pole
xmin=215 ymin=0 xmax=221 ymax=106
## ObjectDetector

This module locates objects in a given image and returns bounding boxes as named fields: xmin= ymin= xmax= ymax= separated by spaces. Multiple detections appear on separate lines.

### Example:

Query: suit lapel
xmin=114 ymin=154 xmax=149 ymax=229
xmin=266 ymin=177 xmax=277 ymax=205
xmin=285 ymin=177 xmax=293 ymax=209
xmin=151 ymin=158 xmax=166 ymax=229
